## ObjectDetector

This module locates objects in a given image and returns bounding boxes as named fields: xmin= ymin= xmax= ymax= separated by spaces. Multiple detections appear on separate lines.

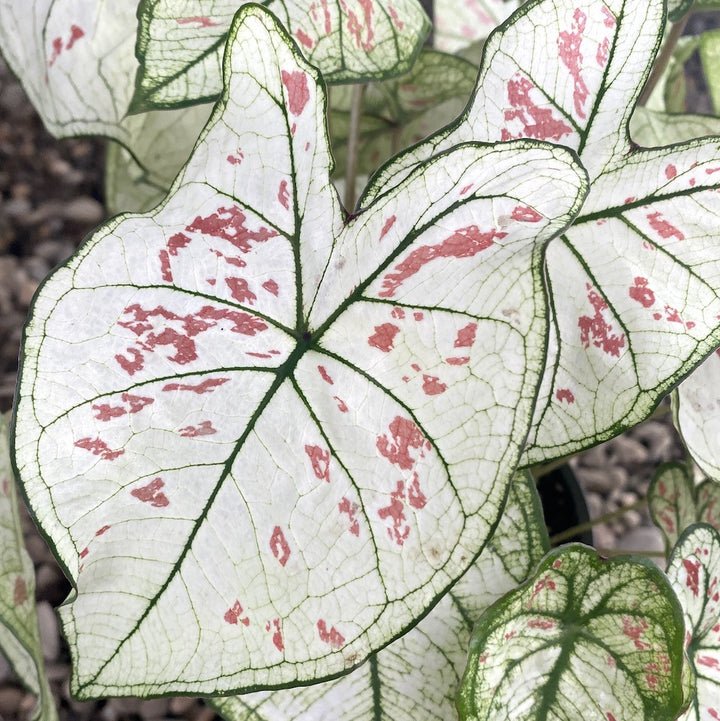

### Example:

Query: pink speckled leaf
xmin=457 ymin=546 xmax=686 ymax=721
xmin=132 ymin=0 xmax=430 ymax=111
xmin=363 ymin=0 xmax=720 ymax=464
xmin=648 ymin=463 xmax=699 ymax=554
xmin=208 ymin=472 xmax=549 ymax=721
xmin=0 ymin=414 xmax=58 ymax=721
xmin=13 ymin=5 xmax=586 ymax=697
xmin=667 ymin=524 xmax=720 ymax=721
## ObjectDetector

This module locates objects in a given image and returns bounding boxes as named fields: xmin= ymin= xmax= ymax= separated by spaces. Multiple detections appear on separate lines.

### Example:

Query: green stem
xmin=344 ymin=84 xmax=366 ymax=211
xmin=549 ymin=497 xmax=647 ymax=546
xmin=638 ymin=16 xmax=689 ymax=106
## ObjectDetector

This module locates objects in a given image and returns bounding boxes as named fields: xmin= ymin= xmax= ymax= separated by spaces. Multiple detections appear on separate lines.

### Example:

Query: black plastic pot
xmin=536 ymin=464 xmax=594 ymax=546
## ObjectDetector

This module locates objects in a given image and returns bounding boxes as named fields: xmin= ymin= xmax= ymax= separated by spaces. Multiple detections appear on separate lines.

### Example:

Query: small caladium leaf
xmin=13 ymin=5 xmax=587 ymax=697
xmin=363 ymin=0 xmax=720 ymax=465
xmin=457 ymin=545 xmax=686 ymax=721
xmin=132 ymin=0 xmax=430 ymax=112
xmin=631 ymin=109 xmax=720 ymax=149
xmin=666 ymin=524 xmax=720 ymax=721
xmin=0 ymin=414 xmax=58 ymax=721
xmin=648 ymin=462 xmax=700 ymax=553
xmin=208 ymin=472 xmax=549 ymax=721
xmin=674 ymin=351 xmax=720 ymax=483
xmin=330 ymin=49 xmax=478 ymax=178
xmin=433 ymin=0 xmax=520 ymax=53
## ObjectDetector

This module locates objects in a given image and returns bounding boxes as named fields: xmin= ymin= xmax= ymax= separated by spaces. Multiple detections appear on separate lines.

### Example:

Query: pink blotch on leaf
xmin=622 ymin=616 xmax=651 ymax=650
xmin=378 ymin=481 xmax=410 ymax=546
xmin=698 ymin=655 xmax=720 ymax=670
xmin=379 ymin=215 xmax=397 ymax=241
xmin=596 ymin=37 xmax=610 ymax=67
xmin=391 ymin=307 xmax=405 ymax=320
xmin=454 ymin=322 xmax=478 ymax=348
xmin=281 ymin=70 xmax=310 ymax=116
xmin=262 ymin=279 xmax=280 ymax=296
xmin=601 ymin=6 xmax=616 ymax=27
xmin=224 ymin=600 xmax=250 ymax=626
xmin=501 ymin=74 xmax=573 ymax=142
xmin=555 ymin=388 xmax=575 ymax=404
xmin=186 ymin=205 xmax=277 ymax=252
xmin=162 ymin=377 xmax=229 ymax=394
xmin=270 ymin=526 xmax=291 ymax=566
xmin=557 ymin=9 xmax=589 ymax=119
xmin=368 ymin=323 xmax=400 ymax=352
xmin=413 ymin=312 xmax=423 ymax=321
xmin=67 ymin=25 xmax=85 ymax=49
xmin=227 ymin=149 xmax=244 ymax=165
xmin=226 ymin=277 xmax=257 ymax=305
xmin=647 ymin=211 xmax=685 ymax=241
xmin=338 ymin=497 xmax=360 ymax=536
xmin=528 ymin=619 xmax=555 ymax=630
xmin=318 ymin=366 xmax=334 ymax=384
xmin=460 ymin=184 xmax=473 ymax=195
xmin=131 ymin=478 xmax=170 ymax=508
xmin=317 ymin=620 xmax=345 ymax=648
xmin=683 ymin=558 xmax=701 ymax=597
xmin=267 ymin=618 xmax=284 ymax=651
xmin=526 ymin=574 xmax=557 ymax=609
xmin=92 ymin=403 xmax=126 ymax=421
xmin=13 ymin=577 xmax=27 ymax=606
xmin=422 ymin=374 xmax=447 ymax=395
xmin=74 ymin=437 xmax=124 ymax=461
xmin=511 ymin=206 xmax=543 ymax=222
xmin=95 ymin=525 xmax=111 ymax=536
xmin=376 ymin=416 xmax=428 ymax=470
xmin=305 ymin=445 xmax=331 ymax=482
xmin=629 ymin=277 xmax=655 ymax=308
xmin=665 ymin=164 xmax=678 ymax=180
xmin=295 ymin=28 xmax=316 ymax=49
xmin=388 ymin=4 xmax=404 ymax=29
xmin=343 ymin=0 xmax=375 ymax=51
xmin=578 ymin=285 xmax=626 ymax=357
xmin=79 ymin=547 xmax=89 ymax=560
xmin=334 ymin=396 xmax=349 ymax=413
xmin=278 ymin=179 xmax=290 ymax=210
xmin=179 ymin=420 xmax=216 ymax=438
xmin=177 ymin=16 xmax=221 ymax=27
xmin=446 ymin=357 xmax=470 ymax=366
xmin=379 ymin=226 xmax=505 ymax=298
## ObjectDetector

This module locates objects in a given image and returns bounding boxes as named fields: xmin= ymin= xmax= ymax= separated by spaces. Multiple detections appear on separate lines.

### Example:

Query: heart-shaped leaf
xmin=434 ymin=0 xmax=520 ymax=53
xmin=13 ymin=5 xmax=587 ymax=697
xmin=208 ymin=471 xmax=549 ymax=721
xmin=362 ymin=0 xmax=720 ymax=465
xmin=457 ymin=545 xmax=686 ymax=721
xmin=667 ymin=523 xmax=720 ymax=721
xmin=132 ymin=0 xmax=430 ymax=112
xmin=0 ymin=414 xmax=58 ymax=721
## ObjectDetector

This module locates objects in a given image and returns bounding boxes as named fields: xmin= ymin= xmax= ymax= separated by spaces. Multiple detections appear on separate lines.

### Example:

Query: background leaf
xmin=433 ymin=0 xmax=520 ymax=53
xmin=0 ymin=414 xmax=58 ymax=721
xmin=457 ymin=545 xmax=686 ymax=721
xmin=132 ymin=0 xmax=431 ymax=111
xmin=666 ymin=524 xmax=720 ymax=721
xmin=648 ymin=462 xmax=699 ymax=553
xmin=13 ymin=5 xmax=587 ymax=697
xmin=701 ymin=29 xmax=720 ymax=115
xmin=208 ymin=472 xmax=549 ymax=721
xmin=363 ymin=0 xmax=720 ymax=465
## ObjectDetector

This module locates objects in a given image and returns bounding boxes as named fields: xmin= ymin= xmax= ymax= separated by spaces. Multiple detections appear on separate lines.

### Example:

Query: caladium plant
xmin=4 ymin=0 xmax=720 ymax=717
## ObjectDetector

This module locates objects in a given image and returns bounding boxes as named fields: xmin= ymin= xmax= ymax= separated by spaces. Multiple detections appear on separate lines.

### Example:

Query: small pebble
xmin=37 ymin=601 xmax=60 ymax=661
xmin=610 ymin=436 xmax=648 ymax=466
xmin=62 ymin=196 xmax=105 ymax=225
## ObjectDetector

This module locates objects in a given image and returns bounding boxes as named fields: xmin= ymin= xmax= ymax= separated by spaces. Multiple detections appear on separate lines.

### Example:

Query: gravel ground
xmin=0 ymin=13 xmax=714 ymax=719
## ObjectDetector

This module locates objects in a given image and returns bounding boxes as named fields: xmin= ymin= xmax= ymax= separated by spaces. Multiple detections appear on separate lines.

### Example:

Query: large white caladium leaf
xmin=208 ymin=472 xmax=549 ymax=721
xmin=0 ymin=414 xmax=58 ymax=721
xmin=434 ymin=0 xmax=520 ymax=54
xmin=667 ymin=524 xmax=720 ymax=721
xmin=132 ymin=0 xmax=430 ymax=111
xmin=13 ymin=5 xmax=587 ymax=697
xmin=362 ymin=0 xmax=720 ymax=465
xmin=674 ymin=351 xmax=720 ymax=482
xmin=457 ymin=545 xmax=686 ymax=721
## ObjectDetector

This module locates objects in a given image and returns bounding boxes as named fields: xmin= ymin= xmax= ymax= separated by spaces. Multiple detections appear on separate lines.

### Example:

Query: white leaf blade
xmin=433 ymin=0 xmax=520 ymax=53
xmin=14 ymin=5 xmax=587 ymax=697
xmin=209 ymin=472 xmax=549 ymax=721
